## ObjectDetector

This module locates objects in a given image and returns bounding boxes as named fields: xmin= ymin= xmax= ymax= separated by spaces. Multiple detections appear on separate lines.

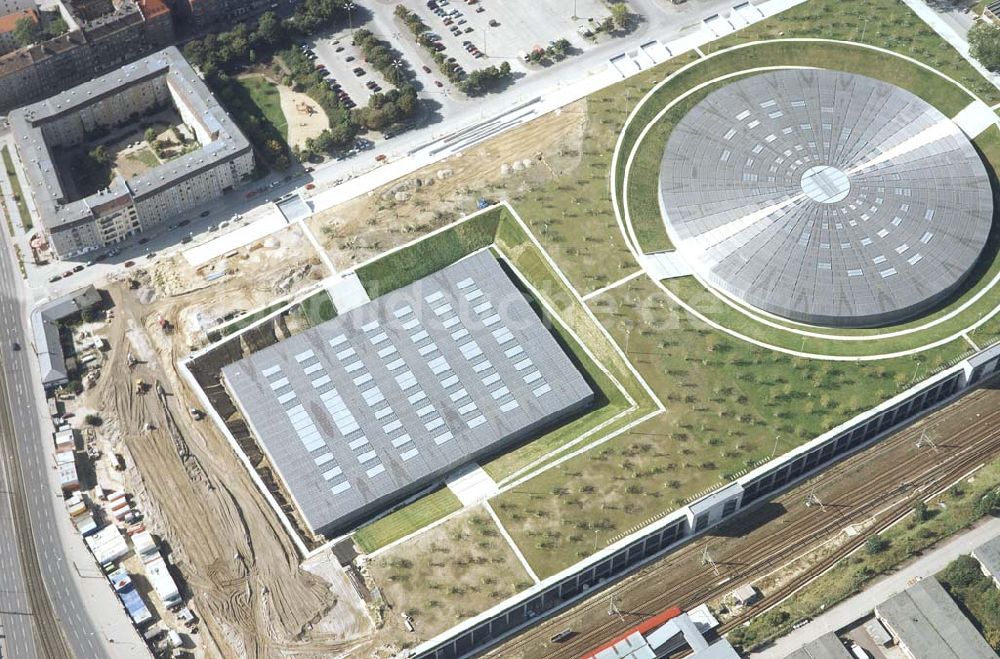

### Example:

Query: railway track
xmin=486 ymin=389 xmax=1000 ymax=659
xmin=0 ymin=358 xmax=72 ymax=659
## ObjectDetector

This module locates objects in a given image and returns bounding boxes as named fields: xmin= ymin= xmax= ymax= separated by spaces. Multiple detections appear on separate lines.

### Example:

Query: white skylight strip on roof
xmin=367 ymin=464 xmax=387 ymax=478
xmin=320 ymin=388 xmax=361 ymax=436
xmin=482 ymin=372 xmax=501 ymax=387
xmin=482 ymin=314 xmax=501 ymax=327
xmin=277 ymin=391 xmax=297 ymax=404
xmin=456 ymin=277 xmax=474 ymax=289
xmin=425 ymin=417 xmax=444 ymax=431
xmin=473 ymin=360 xmax=492 ymax=373
xmin=386 ymin=358 xmax=405 ymax=371
xmin=429 ymin=356 xmax=450 ymax=375
xmin=392 ymin=434 xmax=413 ymax=448
xmin=504 ymin=345 xmax=525 ymax=358
xmin=492 ymin=327 xmax=514 ymax=343
xmin=262 ymin=365 xmax=281 ymax=377
xmin=336 ymin=347 xmax=356 ymax=360
xmin=353 ymin=373 xmax=373 ymax=386
xmin=425 ymin=291 xmax=444 ymax=304
xmin=468 ymin=415 xmax=487 ymax=429
xmin=407 ymin=390 xmax=427 ymax=404
xmin=458 ymin=402 xmax=478 ymax=415
xmin=311 ymin=375 xmax=332 ymax=388
xmin=269 ymin=377 xmax=289 ymax=390
xmin=473 ymin=301 xmax=493 ymax=314
xmin=331 ymin=481 xmax=351 ymax=495
xmin=358 ymin=450 xmax=378 ymax=464
xmin=286 ymin=406 xmax=327 ymax=453
xmin=464 ymin=289 xmax=483 ymax=301
xmin=323 ymin=466 xmax=343 ymax=480
xmin=416 ymin=404 xmax=435 ymax=417
xmin=449 ymin=388 xmax=469 ymax=402
xmin=382 ymin=419 xmax=403 ymax=434
xmin=442 ymin=316 xmax=461 ymax=329
xmin=362 ymin=320 xmax=380 ymax=332
xmin=374 ymin=406 xmax=393 ymax=420
xmin=417 ymin=343 xmax=437 ymax=357
xmin=524 ymin=370 xmax=542 ymax=384
xmin=349 ymin=437 xmax=369 ymax=450
xmin=400 ymin=448 xmax=419 ymax=462
xmin=440 ymin=374 xmax=459 ymax=388
xmin=377 ymin=345 xmax=398 ymax=359
xmin=362 ymin=388 xmax=385 ymax=406
xmin=303 ymin=362 xmax=323 ymax=375
xmin=491 ymin=386 xmax=510 ymax=400
xmin=460 ymin=343 xmax=483 ymax=360
xmin=345 ymin=360 xmax=364 ymax=373
xmin=402 ymin=318 xmax=420 ymax=330
xmin=434 ymin=431 xmax=453 ymax=445
xmin=533 ymin=383 xmax=552 ymax=397
xmin=395 ymin=371 xmax=418 ymax=390
xmin=451 ymin=328 xmax=469 ymax=341
xmin=410 ymin=329 xmax=429 ymax=343
xmin=433 ymin=303 xmax=453 ymax=316
xmin=500 ymin=400 xmax=519 ymax=412
xmin=328 ymin=334 xmax=347 ymax=348
xmin=370 ymin=332 xmax=389 ymax=345
xmin=294 ymin=349 xmax=315 ymax=363
xmin=393 ymin=305 xmax=412 ymax=318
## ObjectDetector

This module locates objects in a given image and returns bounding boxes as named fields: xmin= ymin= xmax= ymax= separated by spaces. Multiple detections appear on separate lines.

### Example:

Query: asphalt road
xmin=0 ymin=224 xmax=105 ymax=657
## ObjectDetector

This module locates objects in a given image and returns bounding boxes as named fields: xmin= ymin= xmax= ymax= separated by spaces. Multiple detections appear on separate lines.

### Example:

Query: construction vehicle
xmin=189 ymin=407 xmax=205 ymax=421
xmin=135 ymin=379 xmax=149 ymax=395
xmin=127 ymin=352 xmax=138 ymax=369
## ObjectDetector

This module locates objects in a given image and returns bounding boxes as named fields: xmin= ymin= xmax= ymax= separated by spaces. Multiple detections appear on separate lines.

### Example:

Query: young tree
xmin=88 ymin=145 xmax=111 ymax=166
xmin=610 ymin=3 xmax=630 ymax=30
xmin=864 ymin=535 xmax=887 ymax=555
xmin=971 ymin=22 xmax=1000 ymax=70
xmin=143 ymin=127 xmax=158 ymax=145
xmin=12 ymin=15 xmax=41 ymax=47
xmin=45 ymin=15 xmax=68 ymax=38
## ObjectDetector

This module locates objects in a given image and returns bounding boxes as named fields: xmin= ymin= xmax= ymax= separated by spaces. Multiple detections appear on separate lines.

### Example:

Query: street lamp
xmin=346 ymin=1 xmax=355 ymax=32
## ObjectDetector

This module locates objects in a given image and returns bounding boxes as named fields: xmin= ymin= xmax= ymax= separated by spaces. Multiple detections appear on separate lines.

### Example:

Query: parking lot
xmin=302 ymin=32 xmax=389 ymax=113
xmin=405 ymin=0 xmax=612 ymax=76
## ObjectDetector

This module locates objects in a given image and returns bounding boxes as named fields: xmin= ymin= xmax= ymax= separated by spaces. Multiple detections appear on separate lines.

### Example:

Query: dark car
xmin=73 ymin=265 xmax=84 ymax=272
xmin=345 ymin=55 xmax=355 ymax=62
xmin=200 ymin=210 xmax=210 ymax=217
xmin=48 ymin=275 xmax=61 ymax=283
xmin=335 ymin=46 xmax=345 ymax=52
xmin=422 ymin=65 xmax=432 ymax=73
xmin=179 ymin=219 xmax=190 ymax=227
xmin=11 ymin=341 xmax=19 ymax=351
xmin=138 ymin=237 xmax=150 ymax=245
xmin=124 ymin=260 xmax=135 ymax=268
xmin=353 ymin=67 xmax=365 ymax=76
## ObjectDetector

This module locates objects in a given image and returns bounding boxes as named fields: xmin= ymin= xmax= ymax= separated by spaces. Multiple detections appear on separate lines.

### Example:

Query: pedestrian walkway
xmin=755 ymin=515 xmax=1000 ymax=658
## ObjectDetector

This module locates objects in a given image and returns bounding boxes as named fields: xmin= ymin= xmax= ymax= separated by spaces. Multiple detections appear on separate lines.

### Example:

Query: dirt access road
xmin=90 ymin=284 xmax=370 ymax=658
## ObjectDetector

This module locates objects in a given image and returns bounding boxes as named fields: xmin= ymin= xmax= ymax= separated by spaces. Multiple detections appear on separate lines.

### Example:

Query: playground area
xmin=277 ymin=83 xmax=329 ymax=150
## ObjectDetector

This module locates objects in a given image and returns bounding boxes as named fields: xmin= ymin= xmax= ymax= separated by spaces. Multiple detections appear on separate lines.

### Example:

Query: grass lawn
xmin=299 ymin=289 xmax=337 ymax=327
xmin=238 ymin=75 xmax=289 ymax=140
xmin=731 ymin=455 xmax=1000 ymax=652
xmin=354 ymin=486 xmax=463 ymax=553
xmin=2 ymin=146 xmax=32 ymax=231
xmin=126 ymin=147 xmax=161 ymax=169
xmin=367 ymin=506 xmax=533 ymax=641
xmin=703 ymin=0 xmax=1000 ymax=106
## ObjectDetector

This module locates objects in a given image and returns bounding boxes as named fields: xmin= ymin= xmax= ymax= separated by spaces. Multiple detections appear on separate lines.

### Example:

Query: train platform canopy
xmin=221 ymin=251 xmax=594 ymax=536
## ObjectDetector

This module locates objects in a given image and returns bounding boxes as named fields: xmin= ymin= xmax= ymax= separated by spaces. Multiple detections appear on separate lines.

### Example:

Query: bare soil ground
xmin=306 ymin=102 xmax=587 ymax=271
xmin=362 ymin=505 xmax=534 ymax=655
xmin=77 ymin=233 xmax=374 ymax=658
xmin=277 ymin=84 xmax=329 ymax=150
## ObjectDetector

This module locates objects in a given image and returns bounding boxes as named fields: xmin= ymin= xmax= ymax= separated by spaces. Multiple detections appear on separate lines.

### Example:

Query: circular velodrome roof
xmin=658 ymin=69 xmax=994 ymax=328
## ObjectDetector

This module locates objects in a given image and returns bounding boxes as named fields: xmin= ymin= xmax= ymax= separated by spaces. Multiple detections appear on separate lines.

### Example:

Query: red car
xmin=124 ymin=260 xmax=136 ymax=268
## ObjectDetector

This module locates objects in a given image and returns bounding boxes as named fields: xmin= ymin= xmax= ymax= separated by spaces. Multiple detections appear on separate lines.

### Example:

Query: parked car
xmin=346 ymin=55 xmax=356 ymax=62
xmin=353 ymin=67 xmax=365 ymax=76
xmin=124 ymin=261 xmax=135 ymax=268
xmin=48 ymin=275 xmax=61 ymax=283
xmin=73 ymin=265 xmax=84 ymax=272
xmin=200 ymin=210 xmax=210 ymax=217
xmin=435 ymin=80 xmax=444 ymax=87
xmin=179 ymin=219 xmax=190 ymax=227
xmin=422 ymin=65 xmax=432 ymax=73
xmin=62 ymin=270 xmax=73 ymax=278
xmin=335 ymin=46 xmax=345 ymax=52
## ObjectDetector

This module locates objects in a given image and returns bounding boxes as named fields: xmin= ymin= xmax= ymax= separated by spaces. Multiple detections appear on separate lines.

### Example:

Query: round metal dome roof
xmin=658 ymin=69 xmax=994 ymax=328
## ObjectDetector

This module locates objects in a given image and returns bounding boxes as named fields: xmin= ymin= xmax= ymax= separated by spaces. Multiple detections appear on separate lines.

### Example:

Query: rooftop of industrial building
xmin=973 ymin=534 xmax=1000 ymax=582
xmin=783 ymin=632 xmax=852 ymax=659
xmin=221 ymin=251 xmax=594 ymax=535
xmin=875 ymin=577 xmax=998 ymax=659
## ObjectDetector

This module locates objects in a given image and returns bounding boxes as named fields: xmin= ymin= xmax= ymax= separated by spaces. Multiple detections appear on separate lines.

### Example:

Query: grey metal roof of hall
xmin=658 ymin=69 xmax=994 ymax=328
xmin=221 ymin=251 xmax=594 ymax=535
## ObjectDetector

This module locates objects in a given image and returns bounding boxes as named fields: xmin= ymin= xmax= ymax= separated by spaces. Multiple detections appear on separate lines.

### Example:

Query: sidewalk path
xmin=755 ymin=515 xmax=1000 ymax=658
